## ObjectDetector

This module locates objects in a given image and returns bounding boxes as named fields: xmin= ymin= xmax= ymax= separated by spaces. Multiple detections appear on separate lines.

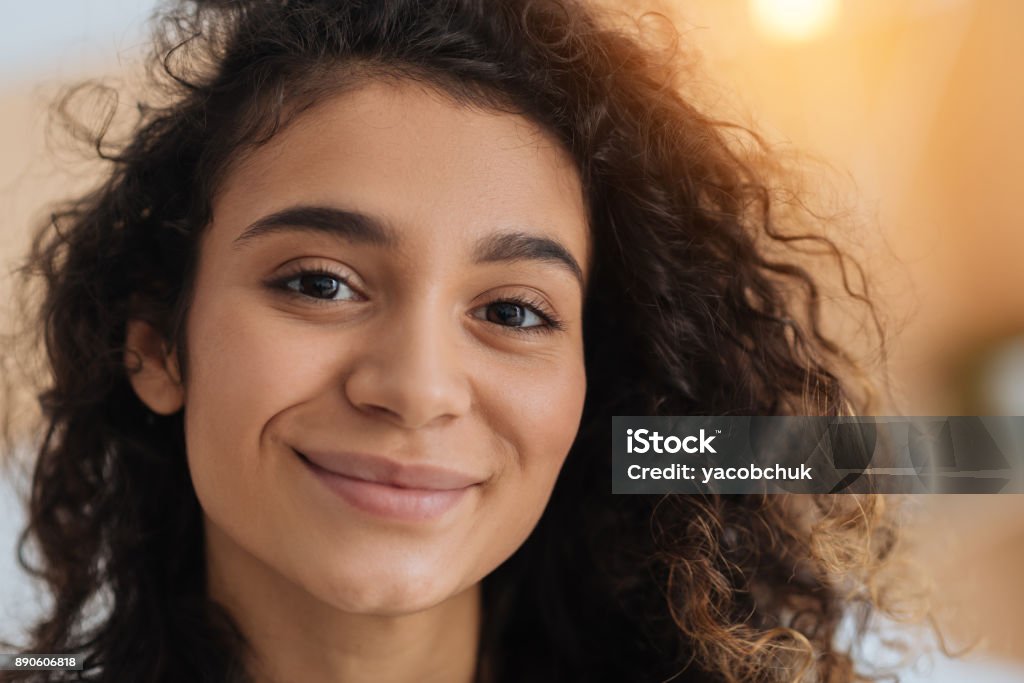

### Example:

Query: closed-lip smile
xmin=293 ymin=447 xmax=484 ymax=521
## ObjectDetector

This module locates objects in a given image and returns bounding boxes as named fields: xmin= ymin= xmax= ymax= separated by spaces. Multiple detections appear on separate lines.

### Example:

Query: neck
xmin=204 ymin=521 xmax=482 ymax=683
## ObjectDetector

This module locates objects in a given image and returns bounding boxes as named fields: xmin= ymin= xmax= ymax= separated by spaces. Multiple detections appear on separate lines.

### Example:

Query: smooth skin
xmin=125 ymin=79 xmax=590 ymax=683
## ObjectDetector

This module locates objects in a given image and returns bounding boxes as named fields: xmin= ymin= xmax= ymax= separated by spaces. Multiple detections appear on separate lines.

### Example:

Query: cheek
xmin=180 ymin=294 xmax=338 ymax=532
xmin=471 ymin=347 xmax=587 ymax=558
xmin=500 ymin=345 xmax=587 ymax=467
xmin=516 ymin=360 xmax=587 ymax=475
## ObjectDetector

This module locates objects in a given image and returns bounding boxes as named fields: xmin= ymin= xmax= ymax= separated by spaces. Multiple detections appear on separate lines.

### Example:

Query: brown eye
xmin=284 ymin=272 xmax=357 ymax=301
xmin=475 ymin=301 xmax=546 ymax=329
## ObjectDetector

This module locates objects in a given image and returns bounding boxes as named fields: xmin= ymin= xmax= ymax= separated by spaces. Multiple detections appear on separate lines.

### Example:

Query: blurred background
xmin=1 ymin=0 xmax=1022 ymax=679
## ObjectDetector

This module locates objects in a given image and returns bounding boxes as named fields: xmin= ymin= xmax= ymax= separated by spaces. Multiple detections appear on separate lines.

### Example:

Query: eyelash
xmin=267 ymin=267 xmax=566 ymax=335
xmin=486 ymin=293 xmax=566 ymax=335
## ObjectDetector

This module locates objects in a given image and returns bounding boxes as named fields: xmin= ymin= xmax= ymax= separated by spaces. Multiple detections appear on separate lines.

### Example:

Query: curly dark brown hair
xmin=1 ymin=0 xmax=915 ymax=681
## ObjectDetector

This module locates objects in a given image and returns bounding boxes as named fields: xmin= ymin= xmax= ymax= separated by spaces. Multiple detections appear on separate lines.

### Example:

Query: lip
xmin=294 ymin=448 xmax=483 ymax=522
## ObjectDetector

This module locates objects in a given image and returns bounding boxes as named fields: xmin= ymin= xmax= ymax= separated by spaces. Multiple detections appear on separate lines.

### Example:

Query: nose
xmin=343 ymin=297 xmax=473 ymax=430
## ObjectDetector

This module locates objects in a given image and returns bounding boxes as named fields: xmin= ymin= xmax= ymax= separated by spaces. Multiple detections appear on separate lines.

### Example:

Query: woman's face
xmin=179 ymin=80 xmax=588 ymax=615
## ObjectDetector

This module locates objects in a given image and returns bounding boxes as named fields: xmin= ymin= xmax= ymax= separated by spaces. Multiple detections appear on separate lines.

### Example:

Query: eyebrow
xmin=472 ymin=230 xmax=584 ymax=289
xmin=233 ymin=205 xmax=397 ymax=248
xmin=233 ymin=204 xmax=584 ymax=288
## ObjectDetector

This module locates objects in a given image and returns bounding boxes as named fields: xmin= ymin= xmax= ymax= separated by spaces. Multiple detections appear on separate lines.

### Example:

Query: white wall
xmin=0 ymin=460 xmax=42 ymax=647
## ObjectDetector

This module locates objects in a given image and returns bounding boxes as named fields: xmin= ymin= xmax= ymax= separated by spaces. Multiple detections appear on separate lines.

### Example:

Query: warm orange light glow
xmin=749 ymin=0 xmax=840 ymax=42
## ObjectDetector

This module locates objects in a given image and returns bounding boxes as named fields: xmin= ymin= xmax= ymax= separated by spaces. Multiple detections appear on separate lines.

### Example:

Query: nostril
xmin=343 ymin=357 xmax=471 ymax=429
xmin=363 ymin=403 xmax=400 ymax=420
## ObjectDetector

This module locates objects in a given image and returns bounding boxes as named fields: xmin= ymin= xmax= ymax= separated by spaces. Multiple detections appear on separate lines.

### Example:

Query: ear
xmin=124 ymin=319 xmax=184 ymax=415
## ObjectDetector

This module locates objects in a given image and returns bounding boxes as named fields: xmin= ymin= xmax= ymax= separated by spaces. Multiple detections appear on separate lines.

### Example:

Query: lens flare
xmin=749 ymin=0 xmax=840 ymax=42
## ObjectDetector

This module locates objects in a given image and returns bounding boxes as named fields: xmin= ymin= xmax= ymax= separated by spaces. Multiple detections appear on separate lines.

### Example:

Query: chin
xmin=309 ymin=553 xmax=470 ymax=616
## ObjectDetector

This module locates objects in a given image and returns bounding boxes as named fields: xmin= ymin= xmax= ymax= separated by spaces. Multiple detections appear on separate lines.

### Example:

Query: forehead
xmin=210 ymin=79 xmax=590 ymax=271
